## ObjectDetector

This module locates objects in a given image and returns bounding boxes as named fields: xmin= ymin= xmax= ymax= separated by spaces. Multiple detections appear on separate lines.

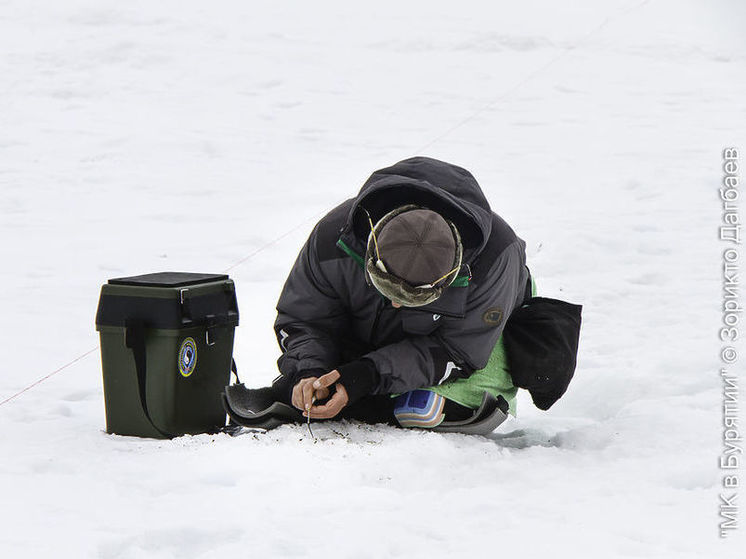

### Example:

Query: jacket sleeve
xmin=363 ymin=240 xmax=528 ymax=395
xmin=273 ymin=225 xmax=350 ymax=386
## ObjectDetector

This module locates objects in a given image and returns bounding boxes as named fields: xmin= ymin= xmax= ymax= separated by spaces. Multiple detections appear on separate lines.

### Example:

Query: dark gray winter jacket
xmin=274 ymin=157 xmax=529 ymax=401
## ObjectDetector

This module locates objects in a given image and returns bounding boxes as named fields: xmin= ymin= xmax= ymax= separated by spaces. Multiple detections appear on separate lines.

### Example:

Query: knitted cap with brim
xmin=365 ymin=205 xmax=462 ymax=307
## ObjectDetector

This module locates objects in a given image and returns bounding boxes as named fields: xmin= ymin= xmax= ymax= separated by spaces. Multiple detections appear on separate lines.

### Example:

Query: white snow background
xmin=1 ymin=0 xmax=745 ymax=557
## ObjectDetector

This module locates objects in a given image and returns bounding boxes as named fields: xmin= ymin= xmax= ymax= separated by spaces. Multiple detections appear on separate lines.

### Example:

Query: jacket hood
xmin=345 ymin=157 xmax=493 ymax=263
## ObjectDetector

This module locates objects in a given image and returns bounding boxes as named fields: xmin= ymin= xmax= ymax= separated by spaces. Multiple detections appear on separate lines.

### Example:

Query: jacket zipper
xmin=370 ymin=296 xmax=389 ymax=345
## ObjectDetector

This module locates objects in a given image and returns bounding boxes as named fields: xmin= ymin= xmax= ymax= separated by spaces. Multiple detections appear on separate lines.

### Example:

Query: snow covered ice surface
xmin=1 ymin=0 xmax=745 ymax=557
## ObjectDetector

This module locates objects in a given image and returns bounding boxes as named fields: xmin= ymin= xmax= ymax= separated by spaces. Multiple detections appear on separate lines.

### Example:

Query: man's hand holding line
xmin=291 ymin=370 xmax=349 ymax=419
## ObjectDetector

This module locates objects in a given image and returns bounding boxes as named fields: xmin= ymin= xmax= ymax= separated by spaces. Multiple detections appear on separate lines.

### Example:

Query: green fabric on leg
xmin=426 ymin=275 xmax=537 ymax=417
xmin=428 ymin=337 xmax=518 ymax=415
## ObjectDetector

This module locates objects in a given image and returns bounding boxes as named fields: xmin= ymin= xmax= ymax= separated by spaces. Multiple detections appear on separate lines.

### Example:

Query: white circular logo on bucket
xmin=178 ymin=337 xmax=197 ymax=377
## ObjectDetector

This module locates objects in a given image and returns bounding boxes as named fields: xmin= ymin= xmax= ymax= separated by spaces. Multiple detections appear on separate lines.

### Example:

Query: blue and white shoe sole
xmin=394 ymin=392 xmax=446 ymax=429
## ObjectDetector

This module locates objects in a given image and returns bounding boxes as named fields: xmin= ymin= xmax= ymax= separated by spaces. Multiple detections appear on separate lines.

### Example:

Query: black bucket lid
xmin=108 ymin=272 xmax=229 ymax=288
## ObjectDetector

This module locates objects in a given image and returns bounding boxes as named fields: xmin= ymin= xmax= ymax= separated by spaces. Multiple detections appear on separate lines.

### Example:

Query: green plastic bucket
xmin=95 ymin=272 xmax=239 ymax=438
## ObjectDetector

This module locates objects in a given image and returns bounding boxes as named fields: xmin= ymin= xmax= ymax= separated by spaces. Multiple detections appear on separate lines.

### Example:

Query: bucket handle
xmin=124 ymin=321 xmax=173 ymax=438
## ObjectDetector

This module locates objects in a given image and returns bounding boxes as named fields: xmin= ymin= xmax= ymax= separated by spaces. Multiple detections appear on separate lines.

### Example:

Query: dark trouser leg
xmin=339 ymin=395 xmax=397 ymax=425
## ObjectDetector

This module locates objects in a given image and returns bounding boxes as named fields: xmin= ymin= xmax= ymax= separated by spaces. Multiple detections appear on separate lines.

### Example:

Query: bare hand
xmin=291 ymin=377 xmax=329 ymax=412
xmin=305 ymin=370 xmax=349 ymax=419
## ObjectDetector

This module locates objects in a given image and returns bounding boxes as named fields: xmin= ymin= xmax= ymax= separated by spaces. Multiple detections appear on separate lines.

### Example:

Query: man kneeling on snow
xmin=224 ymin=156 xmax=580 ymax=433
xmin=269 ymin=156 xmax=537 ymax=433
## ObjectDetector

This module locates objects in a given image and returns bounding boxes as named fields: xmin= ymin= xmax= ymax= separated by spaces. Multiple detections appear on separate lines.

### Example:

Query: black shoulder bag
xmin=503 ymin=297 xmax=583 ymax=410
